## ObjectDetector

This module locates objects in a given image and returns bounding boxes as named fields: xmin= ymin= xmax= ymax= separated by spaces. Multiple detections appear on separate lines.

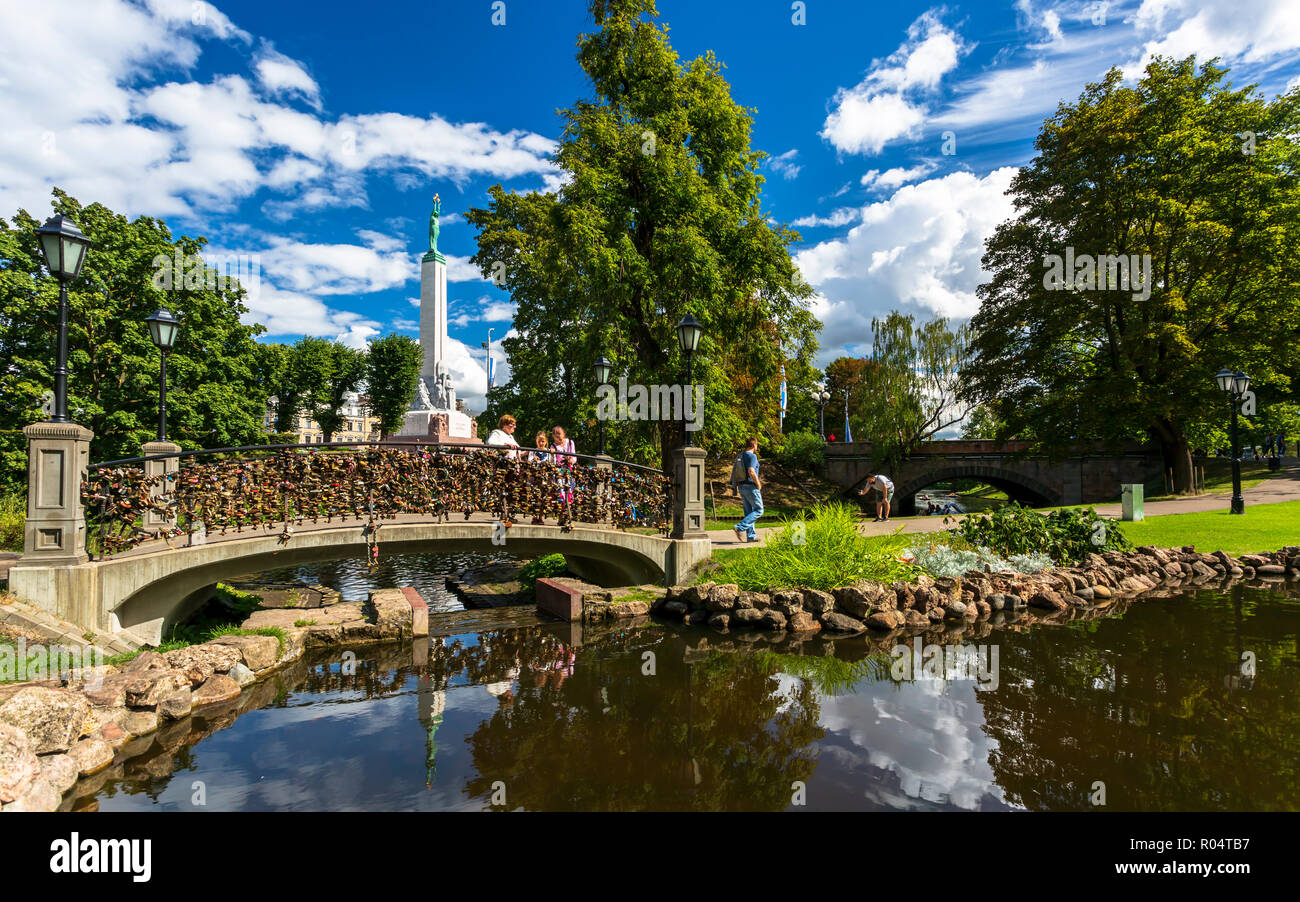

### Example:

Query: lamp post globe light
xmin=814 ymin=382 xmax=831 ymax=439
xmin=34 ymin=215 xmax=93 ymax=423
xmin=1215 ymin=367 xmax=1250 ymax=515
xmin=593 ymin=355 xmax=613 ymax=455
xmin=146 ymin=309 xmax=180 ymax=442
xmin=676 ymin=315 xmax=703 ymax=447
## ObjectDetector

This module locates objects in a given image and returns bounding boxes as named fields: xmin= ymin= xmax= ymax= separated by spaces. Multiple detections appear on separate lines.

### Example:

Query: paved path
xmin=709 ymin=464 xmax=1300 ymax=548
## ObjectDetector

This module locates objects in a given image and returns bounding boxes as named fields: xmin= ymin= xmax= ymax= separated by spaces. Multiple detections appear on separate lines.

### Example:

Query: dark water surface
xmin=78 ymin=573 xmax=1300 ymax=812
xmin=228 ymin=550 xmax=519 ymax=613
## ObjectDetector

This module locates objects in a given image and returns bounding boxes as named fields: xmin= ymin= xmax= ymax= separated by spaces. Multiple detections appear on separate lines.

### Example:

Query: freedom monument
xmin=396 ymin=194 xmax=478 ymax=442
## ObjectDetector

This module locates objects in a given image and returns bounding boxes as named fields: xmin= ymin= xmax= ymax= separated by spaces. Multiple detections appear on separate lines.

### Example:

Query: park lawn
xmin=1121 ymin=500 xmax=1300 ymax=556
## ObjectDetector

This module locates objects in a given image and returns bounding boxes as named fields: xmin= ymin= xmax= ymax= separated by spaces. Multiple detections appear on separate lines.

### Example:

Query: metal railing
xmin=82 ymin=441 xmax=673 ymax=558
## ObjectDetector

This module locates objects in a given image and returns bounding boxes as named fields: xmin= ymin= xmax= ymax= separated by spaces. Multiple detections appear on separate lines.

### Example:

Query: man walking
xmin=857 ymin=474 xmax=894 ymax=522
xmin=730 ymin=437 xmax=763 ymax=543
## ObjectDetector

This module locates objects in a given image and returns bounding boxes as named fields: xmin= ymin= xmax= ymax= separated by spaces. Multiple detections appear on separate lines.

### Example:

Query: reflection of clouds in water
xmin=819 ymin=678 xmax=1013 ymax=810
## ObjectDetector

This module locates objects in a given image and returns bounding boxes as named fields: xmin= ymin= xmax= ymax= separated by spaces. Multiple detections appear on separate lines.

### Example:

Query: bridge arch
xmin=886 ymin=464 xmax=1063 ymax=515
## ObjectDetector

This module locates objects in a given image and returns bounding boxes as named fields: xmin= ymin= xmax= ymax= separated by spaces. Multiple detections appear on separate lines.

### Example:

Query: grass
xmin=708 ymin=502 xmax=918 ymax=591
xmin=1121 ymin=499 xmax=1300 ymax=556
xmin=293 ymin=618 xmax=317 ymax=628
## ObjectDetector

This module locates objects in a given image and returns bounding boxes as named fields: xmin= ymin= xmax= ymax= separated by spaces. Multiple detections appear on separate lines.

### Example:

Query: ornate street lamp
xmin=593 ymin=355 xmax=613 ymax=456
xmin=34 ymin=215 xmax=92 ymax=423
xmin=814 ymin=382 xmax=831 ymax=439
xmin=146 ymin=309 xmax=180 ymax=441
xmin=676 ymin=315 xmax=704 ymax=447
xmin=1215 ymin=367 xmax=1250 ymax=515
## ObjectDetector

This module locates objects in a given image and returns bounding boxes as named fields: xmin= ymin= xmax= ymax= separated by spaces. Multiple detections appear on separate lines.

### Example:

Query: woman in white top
xmin=486 ymin=414 xmax=520 ymax=459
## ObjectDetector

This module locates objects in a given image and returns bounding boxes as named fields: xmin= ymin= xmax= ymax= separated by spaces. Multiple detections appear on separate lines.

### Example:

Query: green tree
xmin=313 ymin=343 xmax=367 ymax=443
xmin=963 ymin=58 xmax=1300 ymax=493
xmin=365 ymin=334 xmax=422 ymax=438
xmin=0 ymin=189 xmax=271 ymax=474
xmin=860 ymin=313 xmax=969 ymax=473
xmin=467 ymin=0 xmax=817 ymax=470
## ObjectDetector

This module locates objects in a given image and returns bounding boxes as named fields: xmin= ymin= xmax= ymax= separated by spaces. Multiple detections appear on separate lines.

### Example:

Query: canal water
xmin=73 ymin=558 xmax=1300 ymax=812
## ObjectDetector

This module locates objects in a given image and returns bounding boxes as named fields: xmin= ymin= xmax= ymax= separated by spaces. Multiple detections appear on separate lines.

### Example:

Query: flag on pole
xmin=779 ymin=365 xmax=787 ymax=433
xmin=844 ymin=402 xmax=853 ymax=443
xmin=487 ymin=354 xmax=495 ymax=389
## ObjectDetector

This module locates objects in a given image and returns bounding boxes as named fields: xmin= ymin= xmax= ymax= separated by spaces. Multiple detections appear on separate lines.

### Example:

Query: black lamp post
xmin=676 ymin=315 xmax=704 ymax=447
xmin=814 ymin=382 xmax=831 ymax=439
xmin=146 ymin=309 xmax=180 ymax=441
xmin=593 ymin=355 xmax=613 ymax=456
xmin=34 ymin=215 xmax=92 ymax=423
xmin=1215 ymin=367 xmax=1250 ymax=515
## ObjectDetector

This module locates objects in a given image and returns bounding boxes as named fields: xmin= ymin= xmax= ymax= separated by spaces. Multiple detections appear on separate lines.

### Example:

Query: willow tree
xmin=962 ymin=58 xmax=1300 ymax=493
xmin=468 ymin=0 xmax=817 ymax=469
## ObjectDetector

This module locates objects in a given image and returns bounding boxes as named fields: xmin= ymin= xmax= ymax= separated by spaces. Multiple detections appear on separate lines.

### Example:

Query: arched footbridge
xmin=8 ymin=438 xmax=712 ymax=645
xmin=823 ymin=440 xmax=1166 ymax=515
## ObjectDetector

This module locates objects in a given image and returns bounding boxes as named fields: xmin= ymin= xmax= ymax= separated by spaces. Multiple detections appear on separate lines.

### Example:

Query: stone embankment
xmin=655 ymin=545 xmax=1300 ymax=635
xmin=0 ymin=587 xmax=426 ymax=812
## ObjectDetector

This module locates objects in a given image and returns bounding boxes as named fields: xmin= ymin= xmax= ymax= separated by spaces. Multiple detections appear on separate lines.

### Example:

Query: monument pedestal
xmin=391 ymin=409 xmax=480 ymax=444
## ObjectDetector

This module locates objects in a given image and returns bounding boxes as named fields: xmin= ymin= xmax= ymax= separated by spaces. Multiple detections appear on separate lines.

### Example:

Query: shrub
xmin=776 ymin=430 xmax=825 ymax=471
xmin=0 ymin=491 xmax=23 ymax=552
xmin=713 ymin=501 xmax=917 ymax=591
xmin=906 ymin=542 xmax=1054 ymax=578
xmin=950 ymin=504 xmax=1129 ymax=563
xmin=520 ymin=553 xmax=567 ymax=596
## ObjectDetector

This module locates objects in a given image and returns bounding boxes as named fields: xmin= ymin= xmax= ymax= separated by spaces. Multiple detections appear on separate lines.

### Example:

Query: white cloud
xmin=1131 ymin=0 xmax=1300 ymax=70
xmin=767 ymin=148 xmax=801 ymax=179
xmin=861 ymin=162 xmax=939 ymax=190
xmin=792 ymin=208 xmax=860 ymax=228
xmin=254 ymin=47 xmax=322 ymax=110
xmin=821 ymin=11 xmax=969 ymax=155
xmin=795 ymin=168 xmax=1017 ymax=363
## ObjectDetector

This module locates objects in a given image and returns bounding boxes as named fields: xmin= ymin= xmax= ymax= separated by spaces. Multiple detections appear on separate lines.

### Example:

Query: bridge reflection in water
xmin=63 ymin=579 xmax=1300 ymax=812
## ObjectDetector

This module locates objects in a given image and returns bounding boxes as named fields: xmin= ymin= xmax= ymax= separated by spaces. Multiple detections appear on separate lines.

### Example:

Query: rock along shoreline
xmin=0 ymin=587 xmax=425 ymax=812
xmin=655 ymin=544 xmax=1300 ymax=635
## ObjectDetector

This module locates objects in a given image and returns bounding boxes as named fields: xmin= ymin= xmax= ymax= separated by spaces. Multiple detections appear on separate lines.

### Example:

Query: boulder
xmin=122 ymin=711 xmax=159 ymax=738
xmin=866 ymin=610 xmax=905 ymax=631
xmin=787 ymin=612 xmax=821 ymax=633
xmin=209 ymin=635 xmax=280 ymax=672
xmin=904 ymin=610 xmax=930 ymax=629
xmin=38 ymin=753 xmax=80 ymax=794
xmin=124 ymin=670 xmax=190 ymax=709
xmin=705 ymin=584 xmax=739 ymax=612
xmin=800 ymin=589 xmax=836 ymax=616
xmin=82 ymin=674 xmax=130 ymax=708
xmin=192 ymin=674 xmax=241 ymax=708
xmin=68 ymin=738 xmax=114 ymax=776
xmin=735 ymin=591 xmax=765 ymax=610
xmin=684 ymin=609 xmax=710 ymax=625
xmin=685 ymin=582 xmax=715 ymax=606
xmin=0 ymin=687 xmax=92 ymax=755
xmin=820 ymin=612 xmax=865 ymax=633
xmin=832 ymin=583 xmax=883 ymax=618
xmin=707 ymin=613 xmax=731 ymax=631
xmin=730 ymin=607 xmax=764 ymax=626
xmin=759 ymin=609 xmax=787 ymax=631
xmin=932 ymin=577 xmax=962 ymax=606
xmin=987 ymin=594 xmax=1006 ymax=611
xmin=943 ymin=601 xmax=968 ymax=620
xmin=1256 ymin=564 xmax=1286 ymax=577
xmin=0 ymin=723 xmax=38 ymax=803
xmin=163 ymin=644 xmax=242 ymax=688
xmin=662 ymin=600 xmax=689 ymax=616
xmin=769 ymin=589 xmax=805 ymax=617
xmin=121 ymin=651 xmax=169 ymax=674
xmin=7 ymin=778 xmax=59 ymax=812
xmin=1028 ymin=589 xmax=1067 ymax=611
xmin=1091 ymin=585 xmax=1112 ymax=600
xmin=158 ymin=688 xmax=193 ymax=721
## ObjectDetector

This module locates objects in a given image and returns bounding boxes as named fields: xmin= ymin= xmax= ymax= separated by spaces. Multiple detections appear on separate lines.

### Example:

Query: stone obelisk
xmin=397 ymin=193 xmax=476 ymax=441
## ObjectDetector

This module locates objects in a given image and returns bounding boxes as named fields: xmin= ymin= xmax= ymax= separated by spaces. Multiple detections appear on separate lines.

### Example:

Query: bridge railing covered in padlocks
xmin=81 ymin=441 xmax=673 ymax=558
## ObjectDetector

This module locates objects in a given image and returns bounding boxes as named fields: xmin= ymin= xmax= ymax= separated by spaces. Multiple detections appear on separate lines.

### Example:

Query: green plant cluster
xmin=950 ymin=504 xmax=1131 ymax=563
xmin=0 ymin=491 xmax=23 ymax=552
xmin=776 ymin=430 xmax=825 ymax=471
xmin=713 ymin=502 xmax=917 ymax=591
xmin=519 ymin=553 xmax=568 ymax=596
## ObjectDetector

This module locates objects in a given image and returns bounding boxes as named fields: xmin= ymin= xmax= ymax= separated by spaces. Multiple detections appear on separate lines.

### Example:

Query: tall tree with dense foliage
xmin=963 ymin=58 xmax=1300 ymax=492
xmin=365 ymin=334 xmax=422 ymax=438
xmin=309 ymin=341 xmax=366 ymax=443
xmin=0 ymin=190 xmax=272 ymax=480
xmin=468 ymin=0 xmax=817 ymax=469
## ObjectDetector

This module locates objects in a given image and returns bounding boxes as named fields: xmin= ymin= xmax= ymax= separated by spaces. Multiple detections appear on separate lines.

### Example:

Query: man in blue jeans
xmin=732 ymin=437 xmax=763 ymax=543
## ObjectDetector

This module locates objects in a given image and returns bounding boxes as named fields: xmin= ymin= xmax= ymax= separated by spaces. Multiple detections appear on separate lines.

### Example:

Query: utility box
xmin=1121 ymin=484 xmax=1144 ymax=521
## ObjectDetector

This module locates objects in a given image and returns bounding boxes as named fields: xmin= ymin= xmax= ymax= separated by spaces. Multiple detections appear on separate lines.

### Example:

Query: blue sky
xmin=4 ymin=0 xmax=1299 ymax=412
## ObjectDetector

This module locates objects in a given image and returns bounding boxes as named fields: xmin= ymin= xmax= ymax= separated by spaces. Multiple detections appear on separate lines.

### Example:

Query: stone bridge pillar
xmin=21 ymin=422 xmax=93 ymax=564
xmin=141 ymin=440 xmax=181 ymax=533
xmin=672 ymin=446 xmax=706 ymax=539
